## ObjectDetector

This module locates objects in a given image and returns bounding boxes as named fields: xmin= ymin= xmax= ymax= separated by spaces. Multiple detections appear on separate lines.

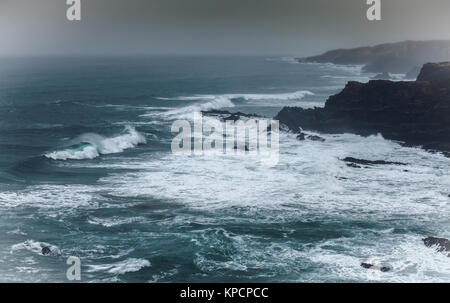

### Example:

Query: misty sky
xmin=1 ymin=0 xmax=450 ymax=56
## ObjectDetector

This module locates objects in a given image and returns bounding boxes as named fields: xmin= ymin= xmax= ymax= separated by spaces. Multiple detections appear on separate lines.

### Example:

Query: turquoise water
xmin=0 ymin=57 xmax=448 ymax=282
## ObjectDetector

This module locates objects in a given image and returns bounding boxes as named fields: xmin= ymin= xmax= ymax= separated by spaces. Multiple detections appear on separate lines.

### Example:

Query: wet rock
xmin=360 ymin=263 xmax=391 ymax=272
xmin=342 ymin=157 xmax=406 ymax=166
xmin=417 ymin=62 xmax=450 ymax=81
xmin=41 ymin=246 xmax=52 ymax=255
xmin=307 ymin=135 xmax=326 ymax=142
xmin=422 ymin=237 xmax=450 ymax=253
xmin=202 ymin=110 xmax=262 ymax=122
xmin=296 ymin=133 xmax=306 ymax=141
xmin=276 ymin=62 xmax=450 ymax=154
xmin=296 ymin=132 xmax=325 ymax=142
xmin=346 ymin=163 xmax=362 ymax=169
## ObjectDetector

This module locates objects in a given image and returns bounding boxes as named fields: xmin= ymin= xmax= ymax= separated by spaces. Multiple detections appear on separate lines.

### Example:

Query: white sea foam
xmin=148 ymin=91 xmax=314 ymax=119
xmin=87 ymin=258 xmax=151 ymax=275
xmin=87 ymin=216 xmax=146 ymax=227
xmin=45 ymin=125 xmax=146 ymax=160
xmin=0 ymin=184 xmax=98 ymax=210
xmin=11 ymin=240 xmax=60 ymax=256
xmin=92 ymin=129 xmax=450 ymax=282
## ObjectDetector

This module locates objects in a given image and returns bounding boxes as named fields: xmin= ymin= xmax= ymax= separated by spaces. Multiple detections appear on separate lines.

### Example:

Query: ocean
xmin=0 ymin=56 xmax=448 ymax=282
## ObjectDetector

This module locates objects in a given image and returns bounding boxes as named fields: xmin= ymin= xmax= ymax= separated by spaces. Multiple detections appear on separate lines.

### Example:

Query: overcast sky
xmin=1 ymin=0 xmax=450 ymax=56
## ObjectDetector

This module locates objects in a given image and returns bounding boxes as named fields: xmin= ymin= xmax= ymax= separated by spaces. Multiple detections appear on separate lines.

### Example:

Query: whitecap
xmin=149 ymin=90 xmax=314 ymax=119
xmin=86 ymin=258 xmax=151 ymax=275
xmin=45 ymin=125 xmax=146 ymax=161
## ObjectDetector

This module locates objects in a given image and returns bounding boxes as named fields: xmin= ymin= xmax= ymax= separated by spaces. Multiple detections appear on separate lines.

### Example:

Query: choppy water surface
xmin=0 ymin=57 xmax=448 ymax=282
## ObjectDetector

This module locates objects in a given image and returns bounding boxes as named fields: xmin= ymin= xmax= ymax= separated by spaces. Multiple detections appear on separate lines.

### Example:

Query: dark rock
xmin=296 ymin=132 xmax=325 ymax=142
xmin=307 ymin=135 xmax=326 ymax=142
xmin=417 ymin=62 xmax=450 ymax=81
xmin=276 ymin=63 xmax=450 ymax=154
xmin=202 ymin=110 xmax=262 ymax=122
xmin=360 ymin=262 xmax=373 ymax=269
xmin=342 ymin=157 xmax=406 ymax=166
xmin=422 ymin=237 xmax=450 ymax=253
xmin=296 ymin=133 xmax=306 ymax=141
xmin=360 ymin=263 xmax=391 ymax=272
xmin=346 ymin=163 xmax=361 ymax=169
xmin=41 ymin=246 xmax=52 ymax=255
xmin=298 ymin=40 xmax=450 ymax=74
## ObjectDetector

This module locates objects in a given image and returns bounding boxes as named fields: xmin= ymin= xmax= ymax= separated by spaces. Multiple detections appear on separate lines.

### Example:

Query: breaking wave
xmin=87 ymin=258 xmax=151 ymax=275
xmin=151 ymin=91 xmax=314 ymax=119
xmin=45 ymin=126 xmax=146 ymax=160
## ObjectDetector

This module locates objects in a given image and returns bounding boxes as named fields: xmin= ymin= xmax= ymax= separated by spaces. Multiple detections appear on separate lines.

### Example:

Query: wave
xmin=45 ymin=126 xmax=146 ymax=161
xmin=150 ymin=91 xmax=314 ymax=119
xmin=87 ymin=258 xmax=151 ymax=275
xmin=11 ymin=240 xmax=60 ymax=256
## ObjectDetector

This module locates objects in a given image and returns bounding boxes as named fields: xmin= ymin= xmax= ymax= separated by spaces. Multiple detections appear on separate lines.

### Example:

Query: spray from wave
xmin=45 ymin=126 xmax=146 ymax=161
xmin=149 ymin=91 xmax=314 ymax=119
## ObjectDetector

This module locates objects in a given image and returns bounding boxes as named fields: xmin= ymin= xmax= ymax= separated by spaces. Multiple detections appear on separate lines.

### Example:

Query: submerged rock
xmin=360 ymin=263 xmax=391 ymax=272
xmin=342 ymin=157 xmax=406 ymax=166
xmin=296 ymin=132 xmax=326 ymax=142
xmin=202 ymin=110 xmax=262 ymax=121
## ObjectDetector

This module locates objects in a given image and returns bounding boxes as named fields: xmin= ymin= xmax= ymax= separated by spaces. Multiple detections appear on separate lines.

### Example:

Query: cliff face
xmin=299 ymin=40 xmax=450 ymax=75
xmin=275 ymin=63 xmax=450 ymax=153
xmin=417 ymin=62 xmax=450 ymax=81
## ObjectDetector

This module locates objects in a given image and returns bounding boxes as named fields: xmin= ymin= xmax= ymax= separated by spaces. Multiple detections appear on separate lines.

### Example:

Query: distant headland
xmin=298 ymin=40 xmax=450 ymax=78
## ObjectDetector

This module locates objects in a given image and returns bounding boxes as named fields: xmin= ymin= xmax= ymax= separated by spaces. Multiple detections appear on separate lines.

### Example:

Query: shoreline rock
xmin=417 ymin=62 xmax=450 ymax=81
xmin=342 ymin=157 xmax=406 ymax=167
xmin=422 ymin=237 xmax=450 ymax=255
xmin=201 ymin=110 xmax=263 ymax=122
xmin=275 ymin=63 xmax=450 ymax=154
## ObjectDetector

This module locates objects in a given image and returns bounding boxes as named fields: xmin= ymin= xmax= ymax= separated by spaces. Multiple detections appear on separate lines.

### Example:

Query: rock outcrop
xmin=202 ymin=110 xmax=262 ymax=121
xmin=275 ymin=63 xmax=450 ymax=154
xmin=342 ymin=157 xmax=406 ymax=167
xmin=41 ymin=246 xmax=52 ymax=255
xmin=422 ymin=237 xmax=450 ymax=254
xmin=417 ymin=62 xmax=450 ymax=81
xmin=298 ymin=40 xmax=450 ymax=74
xmin=360 ymin=263 xmax=391 ymax=272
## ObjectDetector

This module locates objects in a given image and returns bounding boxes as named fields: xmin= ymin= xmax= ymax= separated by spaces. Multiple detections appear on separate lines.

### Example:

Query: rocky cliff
xmin=275 ymin=63 xmax=450 ymax=154
xmin=417 ymin=62 xmax=450 ymax=81
xmin=298 ymin=40 xmax=450 ymax=76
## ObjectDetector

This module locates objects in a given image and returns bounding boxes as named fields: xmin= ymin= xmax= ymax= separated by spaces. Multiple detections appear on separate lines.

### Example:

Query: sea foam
xmin=151 ymin=91 xmax=314 ymax=119
xmin=45 ymin=126 xmax=146 ymax=160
